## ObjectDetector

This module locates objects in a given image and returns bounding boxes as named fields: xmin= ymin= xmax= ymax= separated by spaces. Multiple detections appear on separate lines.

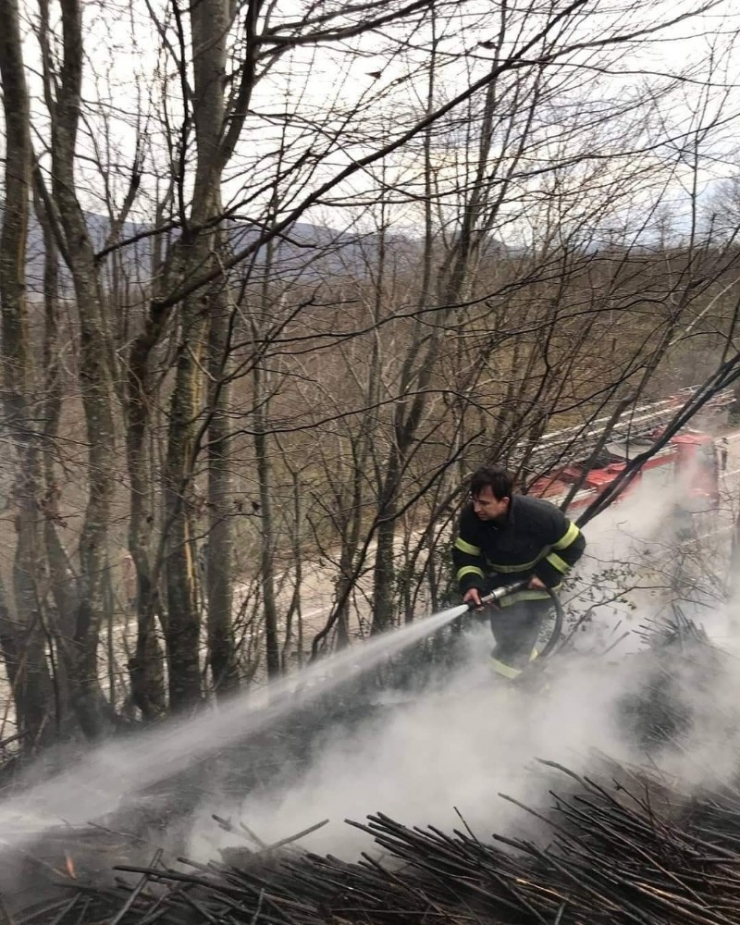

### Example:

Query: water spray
xmin=0 ymin=595 xmax=492 ymax=843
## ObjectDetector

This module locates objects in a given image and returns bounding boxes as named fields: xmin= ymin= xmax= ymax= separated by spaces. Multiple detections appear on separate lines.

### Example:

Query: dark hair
xmin=469 ymin=465 xmax=513 ymax=501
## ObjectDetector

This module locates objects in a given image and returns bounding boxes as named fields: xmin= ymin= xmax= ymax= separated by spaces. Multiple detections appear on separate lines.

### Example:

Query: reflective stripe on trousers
xmin=491 ymin=648 xmax=540 ymax=680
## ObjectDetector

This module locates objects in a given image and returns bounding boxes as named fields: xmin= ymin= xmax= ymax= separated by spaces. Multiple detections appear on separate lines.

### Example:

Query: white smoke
xmin=189 ymin=635 xmax=649 ymax=860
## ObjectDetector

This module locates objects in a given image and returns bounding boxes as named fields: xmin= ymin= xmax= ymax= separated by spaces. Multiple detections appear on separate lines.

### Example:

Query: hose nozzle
xmin=473 ymin=579 xmax=528 ymax=609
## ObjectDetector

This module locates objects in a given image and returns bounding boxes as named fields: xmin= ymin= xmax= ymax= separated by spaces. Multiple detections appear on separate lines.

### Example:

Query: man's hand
xmin=529 ymin=576 xmax=547 ymax=591
xmin=463 ymin=588 xmax=482 ymax=608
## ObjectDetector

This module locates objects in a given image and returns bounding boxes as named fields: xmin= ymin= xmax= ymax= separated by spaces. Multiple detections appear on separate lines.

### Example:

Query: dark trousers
xmin=487 ymin=598 xmax=552 ymax=680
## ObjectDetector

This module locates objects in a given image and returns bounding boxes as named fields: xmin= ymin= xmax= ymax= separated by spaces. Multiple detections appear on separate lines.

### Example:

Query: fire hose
xmin=469 ymin=579 xmax=565 ymax=662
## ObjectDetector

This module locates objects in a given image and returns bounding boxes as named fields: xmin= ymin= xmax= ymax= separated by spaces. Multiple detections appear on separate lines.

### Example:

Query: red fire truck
xmin=525 ymin=389 xmax=733 ymax=515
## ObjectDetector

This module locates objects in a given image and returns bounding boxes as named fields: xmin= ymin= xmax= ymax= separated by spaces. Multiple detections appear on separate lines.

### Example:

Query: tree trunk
xmin=0 ymin=0 xmax=54 ymax=748
xmin=255 ymin=387 xmax=281 ymax=678
xmin=30 ymin=0 xmax=120 ymax=739
xmin=164 ymin=0 xmax=230 ymax=709
xmin=164 ymin=302 xmax=208 ymax=710
xmin=206 ymin=282 xmax=238 ymax=695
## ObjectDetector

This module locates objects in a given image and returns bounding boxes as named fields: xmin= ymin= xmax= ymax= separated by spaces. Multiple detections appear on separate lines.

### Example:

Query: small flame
xmin=64 ymin=851 xmax=76 ymax=879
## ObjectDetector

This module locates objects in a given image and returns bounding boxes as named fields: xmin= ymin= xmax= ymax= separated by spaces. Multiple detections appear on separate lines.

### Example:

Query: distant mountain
xmin=0 ymin=203 xmax=421 ymax=295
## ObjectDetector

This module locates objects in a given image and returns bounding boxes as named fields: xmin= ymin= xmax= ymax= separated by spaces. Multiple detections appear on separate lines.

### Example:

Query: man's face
xmin=471 ymin=486 xmax=509 ymax=521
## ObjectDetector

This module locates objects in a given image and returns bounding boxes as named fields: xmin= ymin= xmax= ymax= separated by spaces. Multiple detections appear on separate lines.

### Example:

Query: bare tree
xmin=0 ymin=0 xmax=54 ymax=748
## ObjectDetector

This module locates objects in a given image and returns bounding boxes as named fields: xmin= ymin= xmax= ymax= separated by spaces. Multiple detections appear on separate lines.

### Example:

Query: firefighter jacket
xmin=452 ymin=494 xmax=585 ymax=606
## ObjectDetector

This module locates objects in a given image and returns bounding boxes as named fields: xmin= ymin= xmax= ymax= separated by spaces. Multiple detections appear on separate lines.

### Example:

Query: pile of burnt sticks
xmin=12 ymin=753 xmax=740 ymax=925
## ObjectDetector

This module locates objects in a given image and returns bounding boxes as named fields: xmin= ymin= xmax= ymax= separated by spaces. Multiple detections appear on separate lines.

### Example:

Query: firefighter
xmin=453 ymin=465 xmax=586 ymax=681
